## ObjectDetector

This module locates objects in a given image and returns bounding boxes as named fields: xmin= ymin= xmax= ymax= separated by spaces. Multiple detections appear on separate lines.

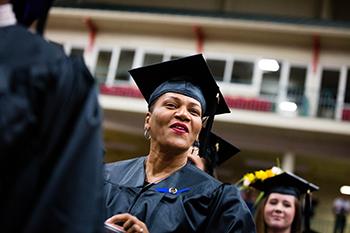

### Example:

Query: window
xmin=143 ymin=53 xmax=163 ymax=66
xmin=287 ymin=66 xmax=307 ymax=115
xmin=288 ymin=66 xmax=307 ymax=101
xmin=170 ymin=55 xmax=182 ymax=60
xmin=70 ymin=47 xmax=84 ymax=57
xmin=231 ymin=60 xmax=254 ymax=84
xmin=345 ymin=69 xmax=350 ymax=104
xmin=317 ymin=69 xmax=340 ymax=119
xmin=260 ymin=61 xmax=282 ymax=98
xmin=206 ymin=59 xmax=226 ymax=82
xmin=114 ymin=49 xmax=135 ymax=82
xmin=95 ymin=50 xmax=112 ymax=84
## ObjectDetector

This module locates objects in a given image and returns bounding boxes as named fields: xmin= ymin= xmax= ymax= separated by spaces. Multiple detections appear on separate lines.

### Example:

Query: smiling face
xmin=145 ymin=92 xmax=203 ymax=154
xmin=263 ymin=193 xmax=296 ymax=232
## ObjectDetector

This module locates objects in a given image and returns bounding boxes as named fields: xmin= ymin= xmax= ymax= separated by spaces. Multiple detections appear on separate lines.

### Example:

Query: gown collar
xmin=117 ymin=156 xmax=192 ymax=188
xmin=109 ymin=156 xmax=218 ymax=191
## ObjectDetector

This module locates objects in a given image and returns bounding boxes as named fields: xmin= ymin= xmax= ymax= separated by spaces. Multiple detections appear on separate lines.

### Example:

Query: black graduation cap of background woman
xmin=201 ymin=132 xmax=240 ymax=176
xmin=251 ymin=171 xmax=318 ymax=198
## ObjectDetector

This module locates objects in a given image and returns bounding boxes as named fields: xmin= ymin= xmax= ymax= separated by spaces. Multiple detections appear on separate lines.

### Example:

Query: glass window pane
xmin=170 ymin=56 xmax=182 ymax=60
xmin=260 ymin=61 xmax=282 ymax=98
xmin=317 ymin=69 xmax=339 ymax=119
xmin=95 ymin=51 xmax=112 ymax=84
xmin=287 ymin=66 xmax=307 ymax=115
xmin=143 ymin=53 xmax=163 ymax=66
xmin=115 ymin=49 xmax=135 ymax=81
xmin=206 ymin=59 xmax=225 ymax=82
xmin=70 ymin=47 xmax=84 ymax=57
xmin=345 ymin=69 xmax=350 ymax=103
xmin=231 ymin=60 xmax=254 ymax=84
xmin=287 ymin=67 xmax=307 ymax=103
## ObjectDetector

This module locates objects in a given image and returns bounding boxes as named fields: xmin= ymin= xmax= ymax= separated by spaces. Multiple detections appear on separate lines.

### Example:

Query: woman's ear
xmin=144 ymin=112 xmax=151 ymax=128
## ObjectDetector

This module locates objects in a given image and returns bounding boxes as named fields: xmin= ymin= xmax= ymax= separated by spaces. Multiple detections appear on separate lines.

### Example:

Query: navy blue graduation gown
xmin=104 ymin=157 xmax=256 ymax=233
xmin=0 ymin=24 xmax=104 ymax=233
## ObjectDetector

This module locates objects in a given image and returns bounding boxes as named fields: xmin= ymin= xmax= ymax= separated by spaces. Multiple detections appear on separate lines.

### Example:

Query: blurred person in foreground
xmin=104 ymin=54 xmax=255 ymax=233
xmin=0 ymin=1 xmax=104 ymax=232
xmin=238 ymin=167 xmax=319 ymax=233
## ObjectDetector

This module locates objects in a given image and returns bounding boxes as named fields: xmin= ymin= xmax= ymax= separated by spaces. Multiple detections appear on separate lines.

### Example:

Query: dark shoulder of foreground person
xmin=1 ymin=25 xmax=66 ymax=67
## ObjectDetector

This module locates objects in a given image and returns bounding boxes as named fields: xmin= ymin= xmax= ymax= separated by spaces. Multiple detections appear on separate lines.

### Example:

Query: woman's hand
xmin=188 ymin=149 xmax=206 ymax=171
xmin=105 ymin=213 xmax=149 ymax=233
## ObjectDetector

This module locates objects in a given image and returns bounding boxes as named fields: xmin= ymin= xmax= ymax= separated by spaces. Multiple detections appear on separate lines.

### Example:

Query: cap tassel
xmin=198 ymin=93 xmax=220 ymax=175
xmin=303 ymin=190 xmax=317 ymax=233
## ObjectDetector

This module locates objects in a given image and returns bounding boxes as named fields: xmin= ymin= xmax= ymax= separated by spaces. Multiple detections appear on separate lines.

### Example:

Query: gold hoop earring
xmin=144 ymin=127 xmax=151 ymax=140
xmin=191 ymin=140 xmax=200 ymax=154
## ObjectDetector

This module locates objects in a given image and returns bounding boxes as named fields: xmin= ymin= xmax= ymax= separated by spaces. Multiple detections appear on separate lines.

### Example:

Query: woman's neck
xmin=145 ymin=147 xmax=188 ymax=183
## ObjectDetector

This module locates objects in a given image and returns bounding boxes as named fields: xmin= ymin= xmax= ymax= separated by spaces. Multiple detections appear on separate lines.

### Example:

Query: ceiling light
xmin=258 ymin=59 xmax=279 ymax=72
xmin=279 ymin=101 xmax=297 ymax=112
xmin=340 ymin=185 xmax=350 ymax=195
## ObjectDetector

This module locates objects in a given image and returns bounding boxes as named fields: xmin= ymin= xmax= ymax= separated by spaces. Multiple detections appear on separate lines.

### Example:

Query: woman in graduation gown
xmin=243 ymin=167 xmax=319 ymax=233
xmin=104 ymin=54 xmax=255 ymax=233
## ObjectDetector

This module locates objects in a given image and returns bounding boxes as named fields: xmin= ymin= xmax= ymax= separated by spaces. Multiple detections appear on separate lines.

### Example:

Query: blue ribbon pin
xmin=155 ymin=187 xmax=190 ymax=195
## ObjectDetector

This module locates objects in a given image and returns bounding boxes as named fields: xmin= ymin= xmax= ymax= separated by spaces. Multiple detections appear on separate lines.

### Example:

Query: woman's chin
xmin=164 ymin=137 xmax=191 ymax=148
xmin=162 ymin=141 xmax=191 ymax=152
xmin=268 ymin=222 xmax=288 ymax=231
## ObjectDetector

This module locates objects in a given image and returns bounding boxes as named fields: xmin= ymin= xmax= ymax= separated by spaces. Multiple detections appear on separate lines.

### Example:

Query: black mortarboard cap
xmin=128 ymin=54 xmax=230 ymax=117
xmin=251 ymin=171 xmax=319 ymax=199
xmin=202 ymin=132 xmax=240 ymax=176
